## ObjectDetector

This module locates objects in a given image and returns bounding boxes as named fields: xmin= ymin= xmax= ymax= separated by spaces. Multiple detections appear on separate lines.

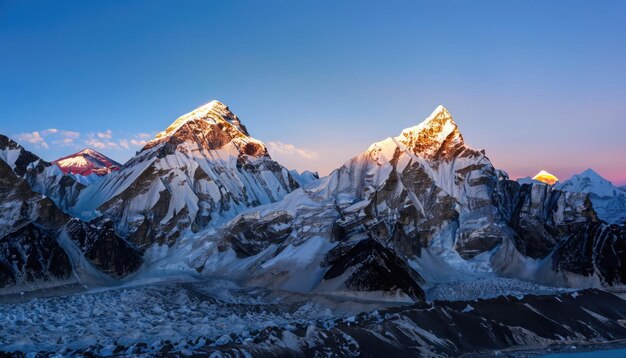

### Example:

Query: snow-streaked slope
xmin=557 ymin=169 xmax=626 ymax=224
xmin=52 ymin=148 xmax=121 ymax=176
xmin=71 ymin=101 xmax=300 ymax=250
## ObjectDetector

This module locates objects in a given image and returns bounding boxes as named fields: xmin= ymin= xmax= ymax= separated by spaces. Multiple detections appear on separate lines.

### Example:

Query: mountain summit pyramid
xmin=143 ymin=100 xmax=256 ymax=154
xmin=394 ymin=105 xmax=466 ymax=160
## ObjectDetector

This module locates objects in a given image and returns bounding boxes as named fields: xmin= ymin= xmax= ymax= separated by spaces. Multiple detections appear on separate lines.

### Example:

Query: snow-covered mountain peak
xmin=0 ymin=134 xmax=50 ymax=178
xmin=557 ymin=169 xmax=626 ymax=224
xmin=393 ymin=105 xmax=467 ymax=160
xmin=140 ymin=100 xmax=265 ymax=158
xmin=52 ymin=148 xmax=121 ymax=176
xmin=401 ymin=105 xmax=455 ymax=135
xmin=558 ymin=169 xmax=619 ymax=197
xmin=579 ymin=168 xmax=604 ymax=180
xmin=151 ymin=100 xmax=248 ymax=142
xmin=430 ymin=104 xmax=452 ymax=120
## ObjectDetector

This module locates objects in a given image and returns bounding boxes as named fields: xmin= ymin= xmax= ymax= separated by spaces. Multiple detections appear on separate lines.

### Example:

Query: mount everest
xmin=1 ymin=101 xmax=625 ymax=356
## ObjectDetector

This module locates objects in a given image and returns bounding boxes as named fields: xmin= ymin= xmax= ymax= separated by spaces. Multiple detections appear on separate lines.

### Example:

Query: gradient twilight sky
xmin=1 ymin=1 xmax=625 ymax=184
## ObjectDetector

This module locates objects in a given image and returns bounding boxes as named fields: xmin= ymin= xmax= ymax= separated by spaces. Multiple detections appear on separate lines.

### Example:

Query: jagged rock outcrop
xmin=504 ymin=182 xmax=597 ymax=259
xmin=65 ymin=219 xmax=142 ymax=277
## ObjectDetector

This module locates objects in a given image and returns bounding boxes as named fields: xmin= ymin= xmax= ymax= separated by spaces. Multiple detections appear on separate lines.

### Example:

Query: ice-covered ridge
xmin=69 ymin=99 xmax=298 ymax=248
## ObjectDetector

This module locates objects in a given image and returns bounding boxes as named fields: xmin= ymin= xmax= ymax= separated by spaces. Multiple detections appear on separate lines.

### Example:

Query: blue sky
xmin=1 ymin=0 xmax=625 ymax=184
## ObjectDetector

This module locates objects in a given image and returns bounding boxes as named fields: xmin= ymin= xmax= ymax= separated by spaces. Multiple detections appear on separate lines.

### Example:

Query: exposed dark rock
xmin=323 ymin=238 xmax=425 ymax=301
xmin=66 ymin=219 xmax=143 ymax=277
xmin=221 ymin=211 xmax=294 ymax=257
xmin=0 ymin=223 xmax=72 ymax=288
xmin=553 ymin=222 xmax=626 ymax=285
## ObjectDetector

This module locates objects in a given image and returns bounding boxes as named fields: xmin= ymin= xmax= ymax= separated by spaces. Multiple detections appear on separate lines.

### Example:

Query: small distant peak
xmin=532 ymin=170 xmax=559 ymax=185
xmin=580 ymin=168 xmax=602 ymax=178
xmin=52 ymin=148 xmax=120 ymax=175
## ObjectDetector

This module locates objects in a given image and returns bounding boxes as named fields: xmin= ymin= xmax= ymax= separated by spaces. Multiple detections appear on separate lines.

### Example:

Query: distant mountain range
xmin=1 ymin=102 xmax=625 ymax=301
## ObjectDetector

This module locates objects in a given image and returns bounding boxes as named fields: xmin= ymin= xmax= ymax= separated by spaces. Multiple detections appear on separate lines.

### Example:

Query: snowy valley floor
xmin=2 ymin=276 xmax=626 ymax=357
